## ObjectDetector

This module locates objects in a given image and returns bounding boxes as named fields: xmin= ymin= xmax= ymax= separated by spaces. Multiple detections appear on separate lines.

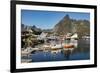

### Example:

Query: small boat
xmin=51 ymin=44 xmax=63 ymax=49
xmin=50 ymin=44 xmax=62 ymax=54
xmin=64 ymin=44 xmax=74 ymax=48
xmin=63 ymin=44 xmax=74 ymax=52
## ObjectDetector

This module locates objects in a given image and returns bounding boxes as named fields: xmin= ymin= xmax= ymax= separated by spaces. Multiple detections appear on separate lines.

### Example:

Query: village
xmin=21 ymin=14 xmax=90 ymax=63
xmin=21 ymin=28 xmax=80 ymax=63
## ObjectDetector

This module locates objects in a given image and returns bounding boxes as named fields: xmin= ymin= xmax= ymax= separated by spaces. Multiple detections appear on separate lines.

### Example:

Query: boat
xmin=50 ymin=44 xmax=62 ymax=54
xmin=64 ymin=44 xmax=74 ymax=48
xmin=63 ymin=44 xmax=74 ymax=51
xmin=51 ymin=44 xmax=63 ymax=49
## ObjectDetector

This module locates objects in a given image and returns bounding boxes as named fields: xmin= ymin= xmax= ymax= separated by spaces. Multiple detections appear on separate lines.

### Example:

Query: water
xmin=29 ymin=51 xmax=90 ymax=62
xmin=29 ymin=39 xmax=90 ymax=62
xmin=21 ymin=38 xmax=90 ymax=63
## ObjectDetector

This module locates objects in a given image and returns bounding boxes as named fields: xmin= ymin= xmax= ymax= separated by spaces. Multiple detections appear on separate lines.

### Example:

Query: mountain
xmin=75 ymin=20 xmax=90 ymax=38
xmin=53 ymin=15 xmax=72 ymax=35
xmin=21 ymin=15 xmax=90 ymax=37
xmin=21 ymin=24 xmax=42 ymax=35
xmin=53 ymin=15 xmax=90 ymax=37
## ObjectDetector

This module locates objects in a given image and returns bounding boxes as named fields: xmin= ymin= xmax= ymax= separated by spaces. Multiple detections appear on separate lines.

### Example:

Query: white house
xmin=37 ymin=32 xmax=48 ymax=40
xmin=70 ymin=33 xmax=78 ymax=48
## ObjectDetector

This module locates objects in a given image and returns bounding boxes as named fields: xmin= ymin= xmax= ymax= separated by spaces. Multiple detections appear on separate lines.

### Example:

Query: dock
xmin=21 ymin=43 xmax=76 ymax=56
xmin=21 ymin=47 xmax=42 ymax=56
xmin=21 ymin=59 xmax=32 ymax=63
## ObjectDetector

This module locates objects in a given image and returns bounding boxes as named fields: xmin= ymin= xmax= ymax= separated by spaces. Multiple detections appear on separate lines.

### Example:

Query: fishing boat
xmin=50 ymin=44 xmax=62 ymax=54
xmin=63 ymin=44 xmax=75 ymax=51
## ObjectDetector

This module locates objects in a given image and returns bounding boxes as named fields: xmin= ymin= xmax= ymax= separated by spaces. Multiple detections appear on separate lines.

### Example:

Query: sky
xmin=21 ymin=10 xmax=90 ymax=29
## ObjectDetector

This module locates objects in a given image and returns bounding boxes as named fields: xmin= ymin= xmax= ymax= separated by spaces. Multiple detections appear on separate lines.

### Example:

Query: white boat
xmin=51 ymin=44 xmax=63 ymax=49
xmin=50 ymin=44 xmax=62 ymax=54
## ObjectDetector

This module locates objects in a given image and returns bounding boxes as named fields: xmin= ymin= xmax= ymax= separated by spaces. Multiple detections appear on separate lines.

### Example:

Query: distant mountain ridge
xmin=21 ymin=24 xmax=42 ymax=35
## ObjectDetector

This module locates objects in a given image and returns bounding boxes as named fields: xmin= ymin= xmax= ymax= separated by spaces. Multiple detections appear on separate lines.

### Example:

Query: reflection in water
xmin=63 ymin=50 xmax=71 ymax=60
xmin=29 ymin=51 xmax=89 ymax=62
